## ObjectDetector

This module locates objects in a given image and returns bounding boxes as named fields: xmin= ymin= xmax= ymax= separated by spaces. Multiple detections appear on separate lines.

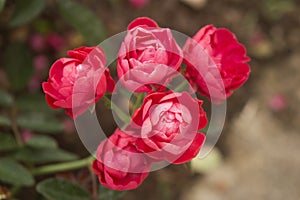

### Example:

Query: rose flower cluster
xmin=43 ymin=17 xmax=250 ymax=190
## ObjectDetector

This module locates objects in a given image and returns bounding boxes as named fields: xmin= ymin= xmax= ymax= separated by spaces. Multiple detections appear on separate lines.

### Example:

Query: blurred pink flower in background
xmin=34 ymin=55 xmax=49 ymax=72
xmin=28 ymin=76 xmax=41 ymax=93
xmin=63 ymin=118 xmax=76 ymax=134
xmin=21 ymin=130 xmax=34 ymax=143
xmin=129 ymin=0 xmax=149 ymax=8
xmin=29 ymin=33 xmax=46 ymax=52
xmin=269 ymin=94 xmax=286 ymax=112
xmin=46 ymin=33 xmax=66 ymax=51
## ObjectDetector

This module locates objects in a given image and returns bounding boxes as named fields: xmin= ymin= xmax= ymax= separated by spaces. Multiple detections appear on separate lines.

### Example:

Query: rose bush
xmin=129 ymin=91 xmax=207 ymax=164
xmin=40 ymin=16 xmax=251 ymax=193
xmin=183 ymin=25 xmax=251 ymax=103
xmin=42 ymin=46 xmax=115 ymax=118
xmin=92 ymin=128 xmax=151 ymax=190
xmin=117 ymin=17 xmax=183 ymax=92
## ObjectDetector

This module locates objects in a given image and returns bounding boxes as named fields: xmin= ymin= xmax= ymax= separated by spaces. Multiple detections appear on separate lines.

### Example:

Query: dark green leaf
xmin=0 ymin=0 xmax=5 ymax=13
xmin=0 ymin=115 xmax=11 ymax=126
xmin=37 ymin=178 xmax=90 ymax=200
xmin=0 ymin=89 xmax=13 ymax=107
xmin=9 ymin=0 xmax=46 ymax=27
xmin=25 ymin=135 xmax=58 ymax=149
xmin=16 ymin=93 xmax=60 ymax=113
xmin=58 ymin=0 xmax=106 ymax=45
xmin=4 ymin=42 xmax=33 ymax=91
xmin=99 ymin=186 xmax=126 ymax=200
xmin=13 ymin=147 xmax=78 ymax=164
xmin=17 ymin=112 xmax=64 ymax=134
xmin=33 ymin=19 xmax=52 ymax=34
xmin=0 ymin=158 xmax=34 ymax=186
xmin=0 ymin=133 xmax=18 ymax=152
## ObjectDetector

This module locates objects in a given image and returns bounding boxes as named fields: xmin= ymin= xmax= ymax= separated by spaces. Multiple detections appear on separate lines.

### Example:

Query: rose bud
xmin=42 ymin=46 xmax=115 ymax=118
xmin=183 ymin=25 xmax=251 ymax=103
xmin=117 ymin=17 xmax=183 ymax=92
xmin=92 ymin=128 xmax=151 ymax=191
xmin=130 ymin=91 xmax=207 ymax=164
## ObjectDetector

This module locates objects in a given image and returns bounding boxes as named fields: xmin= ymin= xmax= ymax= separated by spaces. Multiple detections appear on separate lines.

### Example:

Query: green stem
xmin=173 ymin=81 xmax=189 ymax=92
xmin=131 ymin=93 xmax=144 ymax=114
xmin=10 ymin=105 xmax=23 ymax=146
xmin=102 ymin=95 xmax=131 ymax=125
xmin=89 ymin=165 xmax=98 ymax=200
xmin=32 ymin=155 xmax=94 ymax=176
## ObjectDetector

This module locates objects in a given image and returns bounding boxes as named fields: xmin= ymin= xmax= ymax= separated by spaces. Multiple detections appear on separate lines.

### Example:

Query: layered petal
xmin=184 ymin=25 xmax=251 ymax=103
xmin=42 ymin=46 xmax=115 ymax=118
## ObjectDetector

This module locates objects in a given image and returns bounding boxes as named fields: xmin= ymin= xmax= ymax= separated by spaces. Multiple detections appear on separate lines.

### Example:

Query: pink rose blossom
xmin=117 ymin=17 xmax=182 ymax=92
xmin=93 ymin=128 xmax=151 ymax=190
xmin=42 ymin=46 xmax=115 ymax=118
xmin=184 ymin=25 xmax=251 ymax=103
xmin=130 ymin=91 xmax=207 ymax=164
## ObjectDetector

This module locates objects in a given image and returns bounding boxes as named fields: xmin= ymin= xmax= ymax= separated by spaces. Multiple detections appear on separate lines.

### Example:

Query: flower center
xmin=153 ymin=103 xmax=183 ymax=139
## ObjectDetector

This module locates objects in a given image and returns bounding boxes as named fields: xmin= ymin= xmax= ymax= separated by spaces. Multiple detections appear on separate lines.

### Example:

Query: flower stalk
xmin=102 ymin=95 xmax=131 ymax=125
xmin=132 ymin=93 xmax=144 ymax=113
xmin=32 ymin=155 xmax=95 ymax=176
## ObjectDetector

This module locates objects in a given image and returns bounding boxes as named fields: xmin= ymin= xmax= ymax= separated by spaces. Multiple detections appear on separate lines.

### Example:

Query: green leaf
xmin=16 ymin=93 xmax=60 ymax=113
xmin=33 ymin=19 xmax=52 ymax=34
xmin=0 ymin=115 xmax=11 ymax=126
xmin=4 ymin=42 xmax=33 ymax=91
xmin=13 ymin=147 xmax=78 ymax=164
xmin=58 ymin=0 xmax=106 ymax=45
xmin=17 ymin=112 xmax=64 ymax=134
xmin=0 ymin=133 xmax=18 ymax=152
xmin=0 ymin=0 xmax=6 ymax=13
xmin=0 ymin=158 xmax=34 ymax=186
xmin=9 ymin=0 xmax=46 ymax=27
xmin=37 ymin=178 xmax=90 ymax=200
xmin=25 ymin=135 xmax=58 ymax=149
xmin=0 ymin=89 xmax=13 ymax=107
xmin=263 ymin=0 xmax=294 ymax=20
xmin=99 ymin=186 xmax=126 ymax=200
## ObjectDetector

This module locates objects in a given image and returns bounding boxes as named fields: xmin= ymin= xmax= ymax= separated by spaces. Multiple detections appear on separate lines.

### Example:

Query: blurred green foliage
xmin=0 ymin=158 xmax=34 ymax=186
xmin=37 ymin=178 xmax=90 ymax=200
xmin=4 ymin=42 xmax=34 ymax=91
xmin=9 ymin=0 xmax=46 ymax=27
xmin=0 ymin=0 xmax=113 ymax=199
xmin=58 ymin=0 xmax=106 ymax=45
xmin=0 ymin=0 xmax=5 ymax=13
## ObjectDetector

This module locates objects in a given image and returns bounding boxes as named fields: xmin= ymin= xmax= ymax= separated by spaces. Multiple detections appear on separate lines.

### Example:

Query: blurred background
xmin=0 ymin=0 xmax=300 ymax=199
